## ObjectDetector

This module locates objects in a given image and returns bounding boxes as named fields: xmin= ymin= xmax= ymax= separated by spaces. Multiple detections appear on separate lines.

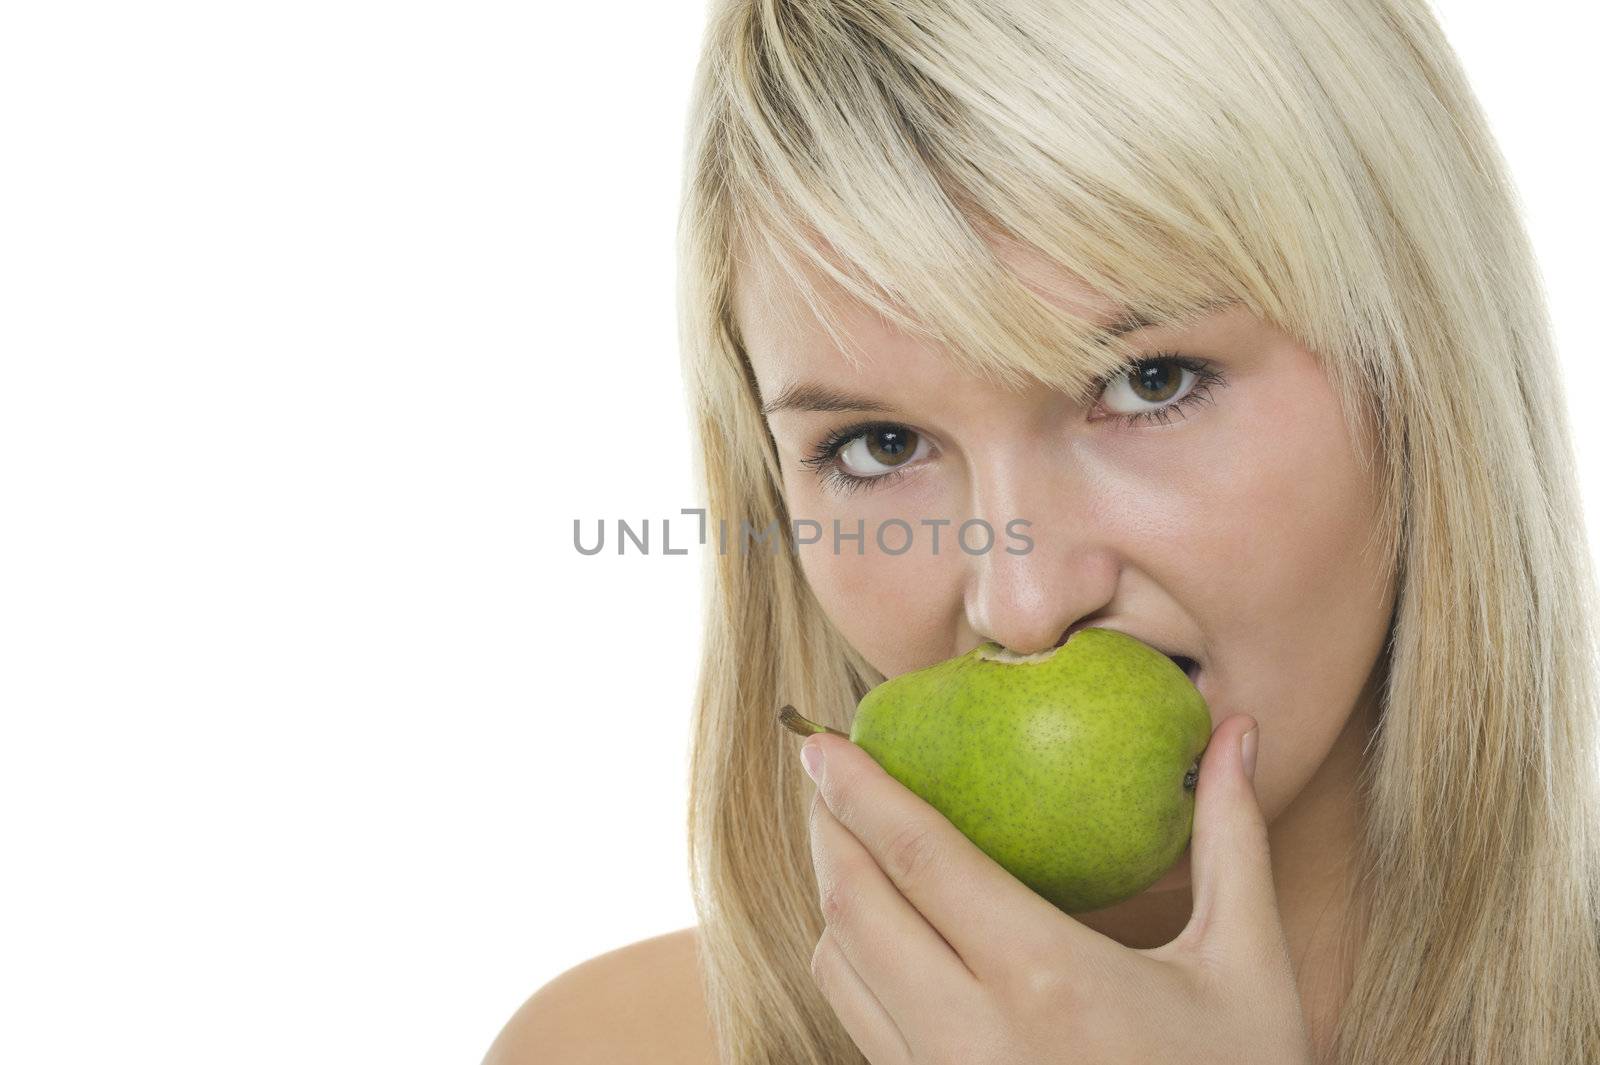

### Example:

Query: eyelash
xmin=798 ymin=352 xmax=1227 ymax=496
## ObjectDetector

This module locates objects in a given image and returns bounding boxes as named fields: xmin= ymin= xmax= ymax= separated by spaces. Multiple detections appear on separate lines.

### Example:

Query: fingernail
xmin=801 ymin=740 xmax=824 ymax=782
xmin=1241 ymin=726 xmax=1259 ymax=781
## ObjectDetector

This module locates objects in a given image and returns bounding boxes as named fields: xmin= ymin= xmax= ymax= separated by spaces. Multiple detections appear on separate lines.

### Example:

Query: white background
xmin=0 ymin=2 xmax=1593 ymax=1062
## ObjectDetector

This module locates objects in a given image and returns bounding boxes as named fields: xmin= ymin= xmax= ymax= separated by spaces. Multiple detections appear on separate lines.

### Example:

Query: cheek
xmin=1175 ymin=393 xmax=1392 ymax=813
xmin=786 ymin=478 xmax=964 ymax=678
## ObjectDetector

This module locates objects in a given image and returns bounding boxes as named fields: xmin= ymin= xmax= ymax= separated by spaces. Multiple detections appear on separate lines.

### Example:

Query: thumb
xmin=1182 ymin=715 xmax=1287 ymax=962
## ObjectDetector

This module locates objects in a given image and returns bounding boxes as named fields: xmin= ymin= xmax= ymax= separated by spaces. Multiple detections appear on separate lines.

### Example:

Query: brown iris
xmin=864 ymin=426 xmax=918 ymax=467
xmin=1128 ymin=360 xmax=1184 ymax=403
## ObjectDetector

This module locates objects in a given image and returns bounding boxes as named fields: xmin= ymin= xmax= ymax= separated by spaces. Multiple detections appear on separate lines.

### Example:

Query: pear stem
xmin=777 ymin=704 xmax=849 ymax=739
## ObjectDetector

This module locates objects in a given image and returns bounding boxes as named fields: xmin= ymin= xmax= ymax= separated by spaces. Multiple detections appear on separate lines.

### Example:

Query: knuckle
xmin=1000 ymin=952 xmax=1081 ymax=1017
xmin=882 ymin=818 xmax=941 ymax=887
xmin=818 ymin=850 xmax=869 ymax=923
xmin=822 ymin=769 xmax=856 ymax=823
xmin=1019 ymin=963 xmax=1073 ymax=1005
xmin=819 ymin=877 xmax=848 ymax=922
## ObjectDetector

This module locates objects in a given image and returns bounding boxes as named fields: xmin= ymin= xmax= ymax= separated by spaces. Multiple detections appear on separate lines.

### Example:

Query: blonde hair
xmin=675 ymin=1 xmax=1600 ymax=1062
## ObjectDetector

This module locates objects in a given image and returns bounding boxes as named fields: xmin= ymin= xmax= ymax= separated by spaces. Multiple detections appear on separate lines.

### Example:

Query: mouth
xmin=1167 ymin=654 xmax=1202 ymax=685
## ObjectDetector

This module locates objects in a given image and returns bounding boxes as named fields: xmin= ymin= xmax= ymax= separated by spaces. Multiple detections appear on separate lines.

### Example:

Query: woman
xmin=488 ymin=0 xmax=1600 ymax=1062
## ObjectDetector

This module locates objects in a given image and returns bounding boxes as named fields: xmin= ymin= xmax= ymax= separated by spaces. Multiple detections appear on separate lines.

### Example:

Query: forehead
xmin=730 ymin=232 xmax=1123 ymax=388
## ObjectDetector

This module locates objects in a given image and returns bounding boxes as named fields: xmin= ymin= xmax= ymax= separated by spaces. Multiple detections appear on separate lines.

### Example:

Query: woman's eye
xmin=835 ymin=426 xmax=926 ymax=478
xmin=1095 ymin=354 xmax=1226 ymax=427
xmin=798 ymin=422 xmax=931 ymax=495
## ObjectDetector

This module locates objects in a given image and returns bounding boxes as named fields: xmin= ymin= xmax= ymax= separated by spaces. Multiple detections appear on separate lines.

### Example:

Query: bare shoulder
xmin=482 ymin=926 xmax=715 ymax=1065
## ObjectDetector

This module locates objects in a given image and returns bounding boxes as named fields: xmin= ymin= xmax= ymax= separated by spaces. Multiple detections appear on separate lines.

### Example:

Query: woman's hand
xmin=799 ymin=714 xmax=1314 ymax=1065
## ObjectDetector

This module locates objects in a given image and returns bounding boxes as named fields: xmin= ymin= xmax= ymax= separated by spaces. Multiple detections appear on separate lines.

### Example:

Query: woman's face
xmin=733 ymin=239 xmax=1395 ymax=885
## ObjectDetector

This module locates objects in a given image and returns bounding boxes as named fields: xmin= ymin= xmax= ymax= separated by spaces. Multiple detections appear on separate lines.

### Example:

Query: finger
xmin=811 ymin=926 xmax=912 ymax=1065
xmin=802 ymin=733 xmax=1092 ymax=981
xmin=810 ymin=789 xmax=978 ymax=1026
xmin=1181 ymin=715 xmax=1293 ymax=967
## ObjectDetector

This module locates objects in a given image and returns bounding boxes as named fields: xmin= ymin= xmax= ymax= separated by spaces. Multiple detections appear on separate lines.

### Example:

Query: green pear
xmin=779 ymin=627 xmax=1212 ymax=913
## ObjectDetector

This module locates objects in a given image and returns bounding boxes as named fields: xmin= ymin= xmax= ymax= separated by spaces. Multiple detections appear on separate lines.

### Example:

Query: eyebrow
xmin=757 ymin=310 xmax=1160 ymax=417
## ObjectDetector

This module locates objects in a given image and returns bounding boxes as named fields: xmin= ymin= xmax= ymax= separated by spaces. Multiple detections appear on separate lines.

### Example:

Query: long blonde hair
xmin=675 ymin=1 xmax=1600 ymax=1062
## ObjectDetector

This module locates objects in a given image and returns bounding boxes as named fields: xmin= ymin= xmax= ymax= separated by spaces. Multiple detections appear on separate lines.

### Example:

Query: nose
xmin=961 ymin=455 xmax=1118 ymax=657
